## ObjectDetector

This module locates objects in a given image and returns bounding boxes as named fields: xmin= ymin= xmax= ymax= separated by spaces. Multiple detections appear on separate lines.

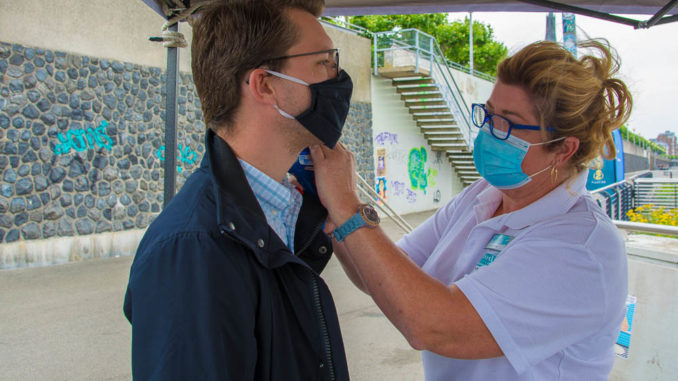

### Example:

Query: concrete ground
xmin=0 ymin=210 xmax=435 ymax=381
xmin=3 ymin=209 xmax=675 ymax=381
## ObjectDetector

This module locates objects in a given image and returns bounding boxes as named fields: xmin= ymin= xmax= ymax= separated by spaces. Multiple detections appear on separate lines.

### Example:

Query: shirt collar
xmin=474 ymin=183 xmax=503 ymax=224
xmin=238 ymin=159 xmax=295 ymax=211
xmin=503 ymin=169 xmax=590 ymax=230
xmin=475 ymin=170 xmax=590 ymax=230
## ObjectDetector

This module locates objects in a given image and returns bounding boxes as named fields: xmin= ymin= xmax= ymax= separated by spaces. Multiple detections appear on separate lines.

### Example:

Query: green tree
xmin=349 ymin=14 xmax=507 ymax=76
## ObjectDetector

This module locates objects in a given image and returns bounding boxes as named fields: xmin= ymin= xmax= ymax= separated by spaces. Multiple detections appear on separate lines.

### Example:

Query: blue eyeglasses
xmin=471 ymin=103 xmax=553 ymax=140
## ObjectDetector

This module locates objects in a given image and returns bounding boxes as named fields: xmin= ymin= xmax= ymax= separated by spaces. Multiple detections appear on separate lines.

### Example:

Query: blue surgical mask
xmin=472 ymin=127 xmax=565 ymax=189
xmin=266 ymin=69 xmax=353 ymax=148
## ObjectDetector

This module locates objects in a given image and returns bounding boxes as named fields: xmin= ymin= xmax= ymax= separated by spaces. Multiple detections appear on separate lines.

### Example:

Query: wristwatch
xmin=332 ymin=204 xmax=380 ymax=242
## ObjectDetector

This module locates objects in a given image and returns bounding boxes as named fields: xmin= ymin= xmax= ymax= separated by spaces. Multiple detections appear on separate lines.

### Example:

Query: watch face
xmin=360 ymin=205 xmax=380 ymax=225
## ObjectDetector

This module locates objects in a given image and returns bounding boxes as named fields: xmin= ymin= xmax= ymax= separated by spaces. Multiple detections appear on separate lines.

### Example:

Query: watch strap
xmin=332 ymin=204 xmax=379 ymax=242
xmin=332 ymin=212 xmax=365 ymax=242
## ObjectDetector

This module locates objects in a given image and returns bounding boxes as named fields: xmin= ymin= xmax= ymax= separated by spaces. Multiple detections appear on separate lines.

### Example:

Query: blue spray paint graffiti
xmin=156 ymin=144 xmax=199 ymax=173
xmin=374 ymin=132 xmax=399 ymax=146
xmin=53 ymin=121 xmax=113 ymax=155
xmin=392 ymin=181 xmax=406 ymax=197
xmin=406 ymin=189 xmax=417 ymax=204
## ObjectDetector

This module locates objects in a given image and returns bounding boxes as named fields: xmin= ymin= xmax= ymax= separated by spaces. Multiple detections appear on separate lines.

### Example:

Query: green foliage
xmin=618 ymin=125 xmax=666 ymax=154
xmin=349 ymin=14 xmax=507 ymax=76
xmin=349 ymin=14 xmax=447 ymax=36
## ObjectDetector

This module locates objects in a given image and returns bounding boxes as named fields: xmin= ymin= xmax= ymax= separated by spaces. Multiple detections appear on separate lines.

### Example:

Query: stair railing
xmin=356 ymin=173 xmax=414 ymax=234
xmin=372 ymin=29 xmax=476 ymax=151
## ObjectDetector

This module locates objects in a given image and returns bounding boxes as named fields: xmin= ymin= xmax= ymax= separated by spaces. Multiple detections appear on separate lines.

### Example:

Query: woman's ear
xmin=555 ymin=136 xmax=580 ymax=166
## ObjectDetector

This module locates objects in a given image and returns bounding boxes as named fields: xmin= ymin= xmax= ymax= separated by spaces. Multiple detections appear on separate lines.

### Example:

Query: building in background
xmin=656 ymin=130 xmax=677 ymax=156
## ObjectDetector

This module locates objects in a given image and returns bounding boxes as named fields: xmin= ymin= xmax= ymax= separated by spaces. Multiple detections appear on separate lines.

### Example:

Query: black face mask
xmin=268 ymin=69 xmax=353 ymax=148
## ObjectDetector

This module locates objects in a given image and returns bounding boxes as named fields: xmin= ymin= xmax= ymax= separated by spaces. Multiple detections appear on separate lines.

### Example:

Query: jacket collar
xmin=203 ymin=129 xmax=327 ymax=269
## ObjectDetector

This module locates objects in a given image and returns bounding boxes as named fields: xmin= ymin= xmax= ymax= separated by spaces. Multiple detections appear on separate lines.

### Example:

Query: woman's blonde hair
xmin=497 ymin=39 xmax=632 ymax=173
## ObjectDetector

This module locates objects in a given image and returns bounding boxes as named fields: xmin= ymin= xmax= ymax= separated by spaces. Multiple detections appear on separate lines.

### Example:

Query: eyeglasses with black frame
xmin=471 ymin=103 xmax=553 ymax=140
xmin=258 ymin=48 xmax=340 ymax=77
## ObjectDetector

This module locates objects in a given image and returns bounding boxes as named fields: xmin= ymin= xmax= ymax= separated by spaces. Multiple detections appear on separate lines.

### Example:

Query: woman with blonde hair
xmin=310 ymin=39 xmax=632 ymax=380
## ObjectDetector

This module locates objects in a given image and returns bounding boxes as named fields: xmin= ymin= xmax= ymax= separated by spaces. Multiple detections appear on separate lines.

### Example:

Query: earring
xmin=550 ymin=166 xmax=558 ymax=184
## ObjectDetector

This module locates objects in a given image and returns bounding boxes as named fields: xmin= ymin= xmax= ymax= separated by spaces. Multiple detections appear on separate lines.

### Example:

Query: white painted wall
xmin=0 ymin=0 xmax=191 ymax=72
xmin=370 ymin=68 xmax=495 ymax=215
xmin=387 ymin=49 xmax=495 ymax=106
xmin=371 ymin=75 xmax=460 ymax=215
xmin=449 ymin=69 xmax=496 ymax=107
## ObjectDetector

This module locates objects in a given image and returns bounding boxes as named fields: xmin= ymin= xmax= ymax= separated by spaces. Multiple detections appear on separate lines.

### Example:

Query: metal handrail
xmin=614 ymin=220 xmax=678 ymax=236
xmin=591 ymin=170 xmax=677 ymax=237
xmin=590 ymin=171 xmax=650 ymax=194
xmin=372 ymin=28 xmax=477 ymax=148
xmin=356 ymin=173 xmax=414 ymax=234
xmin=320 ymin=17 xmax=373 ymax=37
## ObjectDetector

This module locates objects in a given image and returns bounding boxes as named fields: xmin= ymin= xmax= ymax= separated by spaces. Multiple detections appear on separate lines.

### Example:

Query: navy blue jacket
xmin=124 ymin=130 xmax=349 ymax=380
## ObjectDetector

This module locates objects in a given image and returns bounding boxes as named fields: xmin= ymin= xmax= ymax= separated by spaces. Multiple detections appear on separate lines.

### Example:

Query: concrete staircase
xmin=380 ymin=69 xmax=480 ymax=186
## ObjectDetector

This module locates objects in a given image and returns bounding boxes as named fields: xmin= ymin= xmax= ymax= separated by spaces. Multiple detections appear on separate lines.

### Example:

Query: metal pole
xmin=469 ymin=12 xmax=474 ymax=74
xmin=545 ymin=12 xmax=556 ymax=41
xmin=414 ymin=32 xmax=420 ymax=73
xmin=429 ymin=37 xmax=434 ymax=75
xmin=373 ymin=32 xmax=378 ymax=76
xmin=163 ymin=22 xmax=179 ymax=207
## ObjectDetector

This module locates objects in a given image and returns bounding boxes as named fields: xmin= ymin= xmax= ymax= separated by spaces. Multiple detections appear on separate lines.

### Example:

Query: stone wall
xmin=0 ymin=41 xmax=374 ymax=252
xmin=341 ymin=101 xmax=375 ymax=187
xmin=0 ymin=41 xmax=204 ymax=246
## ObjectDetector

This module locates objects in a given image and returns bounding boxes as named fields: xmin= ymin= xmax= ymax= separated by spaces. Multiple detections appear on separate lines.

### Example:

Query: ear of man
xmin=245 ymin=68 xmax=279 ymax=106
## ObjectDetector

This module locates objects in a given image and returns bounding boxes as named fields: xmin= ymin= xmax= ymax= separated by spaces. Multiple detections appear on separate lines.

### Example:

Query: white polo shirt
xmin=397 ymin=170 xmax=628 ymax=380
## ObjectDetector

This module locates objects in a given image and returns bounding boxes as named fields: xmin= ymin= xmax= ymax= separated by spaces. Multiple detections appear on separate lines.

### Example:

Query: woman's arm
xmin=310 ymin=144 xmax=501 ymax=359
xmin=332 ymin=240 xmax=369 ymax=294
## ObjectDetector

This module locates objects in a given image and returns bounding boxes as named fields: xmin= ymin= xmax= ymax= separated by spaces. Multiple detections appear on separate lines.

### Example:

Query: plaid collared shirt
xmin=239 ymin=159 xmax=303 ymax=252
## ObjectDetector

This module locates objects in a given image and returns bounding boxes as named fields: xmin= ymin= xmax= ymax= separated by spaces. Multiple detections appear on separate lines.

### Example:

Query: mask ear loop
xmin=529 ymin=136 xmax=566 ymax=147
xmin=264 ymin=70 xmax=309 ymax=86
xmin=274 ymin=104 xmax=295 ymax=120
xmin=264 ymin=70 xmax=310 ymax=120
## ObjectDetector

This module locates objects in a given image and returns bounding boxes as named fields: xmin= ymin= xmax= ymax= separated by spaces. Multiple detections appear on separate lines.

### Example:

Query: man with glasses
xmin=123 ymin=1 xmax=352 ymax=380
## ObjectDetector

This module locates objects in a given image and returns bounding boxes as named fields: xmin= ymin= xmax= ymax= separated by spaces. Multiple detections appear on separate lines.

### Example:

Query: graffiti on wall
xmin=375 ymin=176 xmax=387 ymax=203
xmin=156 ymin=144 xmax=199 ymax=173
xmin=375 ymin=132 xmax=399 ymax=146
xmin=407 ymin=146 xmax=439 ymax=195
xmin=53 ymin=120 xmax=114 ymax=155
xmin=433 ymin=150 xmax=444 ymax=165
xmin=428 ymin=168 xmax=438 ymax=187
xmin=374 ymin=131 xmax=445 ymax=206
xmin=376 ymin=148 xmax=386 ymax=177
xmin=406 ymin=189 xmax=417 ymax=203
xmin=408 ymin=147 xmax=427 ymax=192
xmin=392 ymin=181 xmax=406 ymax=197
xmin=433 ymin=189 xmax=441 ymax=203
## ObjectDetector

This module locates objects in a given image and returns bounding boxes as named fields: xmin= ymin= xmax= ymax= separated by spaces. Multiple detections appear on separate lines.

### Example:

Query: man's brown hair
xmin=191 ymin=0 xmax=325 ymax=133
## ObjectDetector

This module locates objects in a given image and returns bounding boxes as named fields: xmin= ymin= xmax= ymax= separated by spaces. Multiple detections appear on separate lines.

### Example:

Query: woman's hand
xmin=309 ymin=143 xmax=361 ymax=227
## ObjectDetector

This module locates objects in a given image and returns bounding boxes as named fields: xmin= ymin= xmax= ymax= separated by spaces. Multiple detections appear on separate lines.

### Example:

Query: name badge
xmin=475 ymin=233 xmax=514 ymax=270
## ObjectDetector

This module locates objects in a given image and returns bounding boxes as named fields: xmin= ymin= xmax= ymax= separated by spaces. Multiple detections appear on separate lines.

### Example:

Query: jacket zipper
xmin=311 ymin=273 xmax=335 ymax=381
xmin=222 ymin=220 xmax=336 ymax=379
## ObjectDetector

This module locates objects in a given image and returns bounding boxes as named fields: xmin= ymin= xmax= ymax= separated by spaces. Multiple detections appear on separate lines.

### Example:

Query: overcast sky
xmin=447 ymin=12 xmax=678 ymax=140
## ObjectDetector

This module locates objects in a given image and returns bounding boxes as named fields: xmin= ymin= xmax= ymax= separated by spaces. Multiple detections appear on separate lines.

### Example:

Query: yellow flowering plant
xmin=626 ymin=204 xmax=678 ymax=237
